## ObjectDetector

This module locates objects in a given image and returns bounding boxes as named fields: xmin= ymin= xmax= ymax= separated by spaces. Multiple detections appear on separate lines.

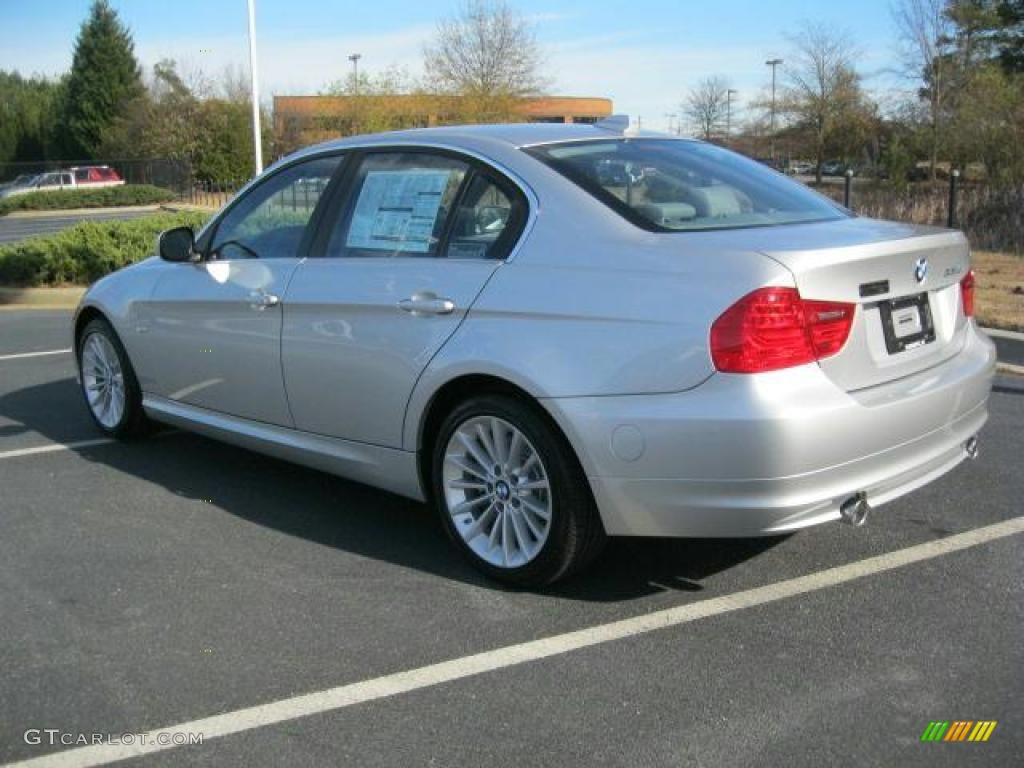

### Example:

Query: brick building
xmin=273 ymin=95 xmax=613 ymax=153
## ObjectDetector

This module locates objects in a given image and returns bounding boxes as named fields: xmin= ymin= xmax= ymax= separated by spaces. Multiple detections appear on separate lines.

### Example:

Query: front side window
xmin=327 ymin=153 xmax=468 ymax=258
xmin=209 ymin=155 xmax=342 ymax=260
xmin=526 ymin=139 xmax=847 ymax=232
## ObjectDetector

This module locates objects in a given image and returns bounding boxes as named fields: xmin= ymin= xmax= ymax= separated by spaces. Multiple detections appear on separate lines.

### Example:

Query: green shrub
xmin=0 ymin=184 xmax=178 ymax=215
xmin=0 ymin=211 xmax=210 ymax=287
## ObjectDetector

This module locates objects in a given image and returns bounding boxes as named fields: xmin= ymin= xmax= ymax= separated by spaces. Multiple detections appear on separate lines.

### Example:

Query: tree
xmin=423 ymin=0 xmax=547 ymax=119
xmin=101 ymin=60 xmax=270 ymax=185
xmin=784 ymin=23 xmax=870 ymax=182
xmin=61 ymin=0 xmax=143 ymax=159
xmin=996 ymin=0 xmax=1024 ymax=72
xmin=948 ymin=61 xmax=1024 ymax=181
xmin=892 ymin=0 xmax=955 ymax=180
xmin=683 ymin=76 xmax=731 ymax=140
xmin=0 ymin=71 xmax=64 ymax=164
xmin=319 ymin=66 xmax=439 ymax=137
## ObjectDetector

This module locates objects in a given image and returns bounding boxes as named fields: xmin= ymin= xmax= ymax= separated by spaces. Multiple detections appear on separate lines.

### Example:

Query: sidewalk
xmin=1 ymin=201 xmax=220 ymax=220
xmin=0 ymin=286 xmax=85 ymax=309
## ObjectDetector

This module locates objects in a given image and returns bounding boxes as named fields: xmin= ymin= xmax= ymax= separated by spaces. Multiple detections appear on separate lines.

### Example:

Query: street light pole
xmin=765 ymin=58 xmax=783 ymax=160
xmin=726 ymin=89 xmax=737 ymax=140
xmin=246 ymin=0 xmax=263 ymax=176
xmin=348 ymin=53 xmax=362 ymax=94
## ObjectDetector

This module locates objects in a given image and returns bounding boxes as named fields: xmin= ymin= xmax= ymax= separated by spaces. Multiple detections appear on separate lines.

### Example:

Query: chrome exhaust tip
xmin=965 ymin=436 xmax=979 ymax=460
xmin=840 ymin=492 xmax=871 ymax=527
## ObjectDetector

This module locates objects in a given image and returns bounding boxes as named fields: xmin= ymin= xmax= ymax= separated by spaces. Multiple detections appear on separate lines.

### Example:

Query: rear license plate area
xmin=879 ymin=293 xmax=935 ymax=354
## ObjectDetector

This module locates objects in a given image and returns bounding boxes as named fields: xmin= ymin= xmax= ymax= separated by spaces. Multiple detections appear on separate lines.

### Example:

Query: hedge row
xmin=0 ymin=184 xmax=178 ymax=215
xmin=0 ymin=212 xmax=210 ymax=287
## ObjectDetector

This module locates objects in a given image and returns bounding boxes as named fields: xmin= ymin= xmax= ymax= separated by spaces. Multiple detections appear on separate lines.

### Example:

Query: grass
xmin=973 ymin=251 xmax=1024 ymax=332
xmin=0 ymin=184 xmax=178 ymax=215
xmin=0 ymin=211 xmax=210 ymax=287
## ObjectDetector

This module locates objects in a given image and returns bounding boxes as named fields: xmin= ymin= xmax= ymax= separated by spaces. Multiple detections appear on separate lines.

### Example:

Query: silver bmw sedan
xmin=73 ymin=121 xmax=996 ymax=586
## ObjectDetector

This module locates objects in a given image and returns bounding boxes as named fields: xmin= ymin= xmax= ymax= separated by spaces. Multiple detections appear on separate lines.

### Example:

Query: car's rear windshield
xmin=525 ymin=139 xmax=847 ymax=232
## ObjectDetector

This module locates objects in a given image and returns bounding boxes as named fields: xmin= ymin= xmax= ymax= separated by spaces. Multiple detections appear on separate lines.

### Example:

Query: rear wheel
xmin=77 ymin=318 xmax=149 ymax=438
xmin=432 ymin=394 xmax=605 ymax=587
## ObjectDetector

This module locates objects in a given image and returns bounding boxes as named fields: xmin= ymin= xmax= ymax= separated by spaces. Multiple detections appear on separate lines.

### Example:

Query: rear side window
xmin=75 ymin=169 xmax=88 ymax=181
xmin=526 ymin=139 xmax=846 ymax=232
xmin=445 ymin=174 xmax=522 ymax=259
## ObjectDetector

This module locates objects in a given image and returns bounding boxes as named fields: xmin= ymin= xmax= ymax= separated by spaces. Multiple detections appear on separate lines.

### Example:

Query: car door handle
xmin=248 ymin=291 xmax=280 ymax=310
xmin=398 ymin=293 xmax=456 ymax=316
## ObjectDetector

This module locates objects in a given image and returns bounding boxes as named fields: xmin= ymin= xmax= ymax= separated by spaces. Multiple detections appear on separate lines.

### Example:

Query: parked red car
xmin=69 ymin=165 xmax=125 ymax=188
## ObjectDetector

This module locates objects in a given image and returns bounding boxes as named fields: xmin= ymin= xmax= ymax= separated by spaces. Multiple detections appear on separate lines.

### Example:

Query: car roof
xmin=292 ymin=122 xmax=684 ymax=158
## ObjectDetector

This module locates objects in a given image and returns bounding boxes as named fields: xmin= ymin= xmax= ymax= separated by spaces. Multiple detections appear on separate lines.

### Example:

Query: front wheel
xmin=77 ymin=317 xmax=149 ymax=438
xmin=432 ymin=395 xmax=605 ymax=587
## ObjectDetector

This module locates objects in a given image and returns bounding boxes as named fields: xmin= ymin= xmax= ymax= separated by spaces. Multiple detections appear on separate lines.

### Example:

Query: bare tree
xmin=423 ymin=0 xmax=547 ymax=118
xmin=784 ymin=23 xmax=867 ymax=183
xmin=892 ymin=0 xmax=955 ymax=179
xmin=683 ymin=76 xmax=731 ymax=139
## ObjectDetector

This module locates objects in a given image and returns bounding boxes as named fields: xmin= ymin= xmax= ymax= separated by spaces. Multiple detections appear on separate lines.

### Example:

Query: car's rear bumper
xmin=544 ymin=324 xmax=996 ymax=537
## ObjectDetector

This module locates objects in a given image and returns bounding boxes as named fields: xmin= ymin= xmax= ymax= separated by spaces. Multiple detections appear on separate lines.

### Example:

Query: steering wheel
xmin=211 ymin=239 xmax=260 ymax=260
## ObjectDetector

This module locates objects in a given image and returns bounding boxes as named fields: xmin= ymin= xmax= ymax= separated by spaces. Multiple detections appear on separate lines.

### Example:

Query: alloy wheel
xmin=81 ymin=332 xmax=126 ymax=429
xmin=442 ymin=415 xmax=552 ymax=569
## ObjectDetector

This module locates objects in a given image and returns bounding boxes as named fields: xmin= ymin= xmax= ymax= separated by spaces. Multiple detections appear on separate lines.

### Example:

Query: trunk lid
xmin=753 ymin=217 xmax=971 ymax=391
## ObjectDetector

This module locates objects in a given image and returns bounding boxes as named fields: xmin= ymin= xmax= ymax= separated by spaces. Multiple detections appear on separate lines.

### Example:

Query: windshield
xmin=526 ymin=139 xmax=847 ymax=232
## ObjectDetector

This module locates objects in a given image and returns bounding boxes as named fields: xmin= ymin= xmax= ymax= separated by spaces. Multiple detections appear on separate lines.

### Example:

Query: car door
xmin=140 ymin=154 xmax=344 ymax=426
xmin=282 ymin=149 xmax=529 ymax=448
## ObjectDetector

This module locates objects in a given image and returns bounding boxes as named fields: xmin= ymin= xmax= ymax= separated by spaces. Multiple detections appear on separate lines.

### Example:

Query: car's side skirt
xmin=142 ymin=395 xmax=426 ymax=502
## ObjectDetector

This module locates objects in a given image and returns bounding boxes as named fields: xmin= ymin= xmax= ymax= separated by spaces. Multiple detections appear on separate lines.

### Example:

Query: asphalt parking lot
xmin=0 ymin=308 xmax=1021 ymax=767
xmin=0 ymin=210 xmax=156 ymax=246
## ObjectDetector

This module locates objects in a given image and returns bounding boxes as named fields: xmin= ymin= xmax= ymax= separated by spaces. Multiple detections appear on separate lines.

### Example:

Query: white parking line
xmin=0 ymin=349 xmax=71 ymax=361
xmin=0 ymin=438 xmax=115 ymax=460
xmin=6 ymin=514 xmax=1023 ymax=768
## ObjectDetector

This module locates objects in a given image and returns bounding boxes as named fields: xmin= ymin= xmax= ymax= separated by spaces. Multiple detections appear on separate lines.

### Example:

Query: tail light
xmin=710 ymin=287 xmax=855 ymax=373
xmin=960 ymin=269 xmax=975 ymax=317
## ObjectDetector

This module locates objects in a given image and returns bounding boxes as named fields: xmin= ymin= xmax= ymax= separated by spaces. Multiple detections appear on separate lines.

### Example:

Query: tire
xmin=77 ymin=317 xmax=149 ymax=438
xmin=432 ymin=394 xmax=606 ymax=587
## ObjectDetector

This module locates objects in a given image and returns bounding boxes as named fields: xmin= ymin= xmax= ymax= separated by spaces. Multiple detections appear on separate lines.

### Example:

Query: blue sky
xmin=0 ymin=0 xmax=910 ymax=132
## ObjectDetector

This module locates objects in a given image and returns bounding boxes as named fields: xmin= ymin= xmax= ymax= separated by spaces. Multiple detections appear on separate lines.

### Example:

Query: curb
xmin=983 ymin=327 xmax=1024 ymax=342
xmin=997 ymin=362 xmax=1024 ymax=376
xmin=159 ymin=203 xmax=220 ymax=213
xmin=2 ymin=205 xmax=163 ymax=219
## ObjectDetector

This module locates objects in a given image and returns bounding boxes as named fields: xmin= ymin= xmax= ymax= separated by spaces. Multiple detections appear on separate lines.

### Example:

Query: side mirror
xmin=158 ymin=226 xmax=197 ymax=262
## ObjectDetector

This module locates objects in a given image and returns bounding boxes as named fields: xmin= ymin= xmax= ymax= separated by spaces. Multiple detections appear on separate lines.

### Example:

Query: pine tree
xmin=61 ymin=0 xmax=143 ymax=159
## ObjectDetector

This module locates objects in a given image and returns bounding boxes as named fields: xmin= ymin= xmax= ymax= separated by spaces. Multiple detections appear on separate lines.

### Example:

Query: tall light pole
xmin=348 ymin=53 xmax=362 ymax=94
xmin=726 ymin=89 xmax=737 ymax=140
xmin=766 ymin=58 xmax=783 ymax=160
xmin=246 ymin=0 xmax=263 ymax=176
